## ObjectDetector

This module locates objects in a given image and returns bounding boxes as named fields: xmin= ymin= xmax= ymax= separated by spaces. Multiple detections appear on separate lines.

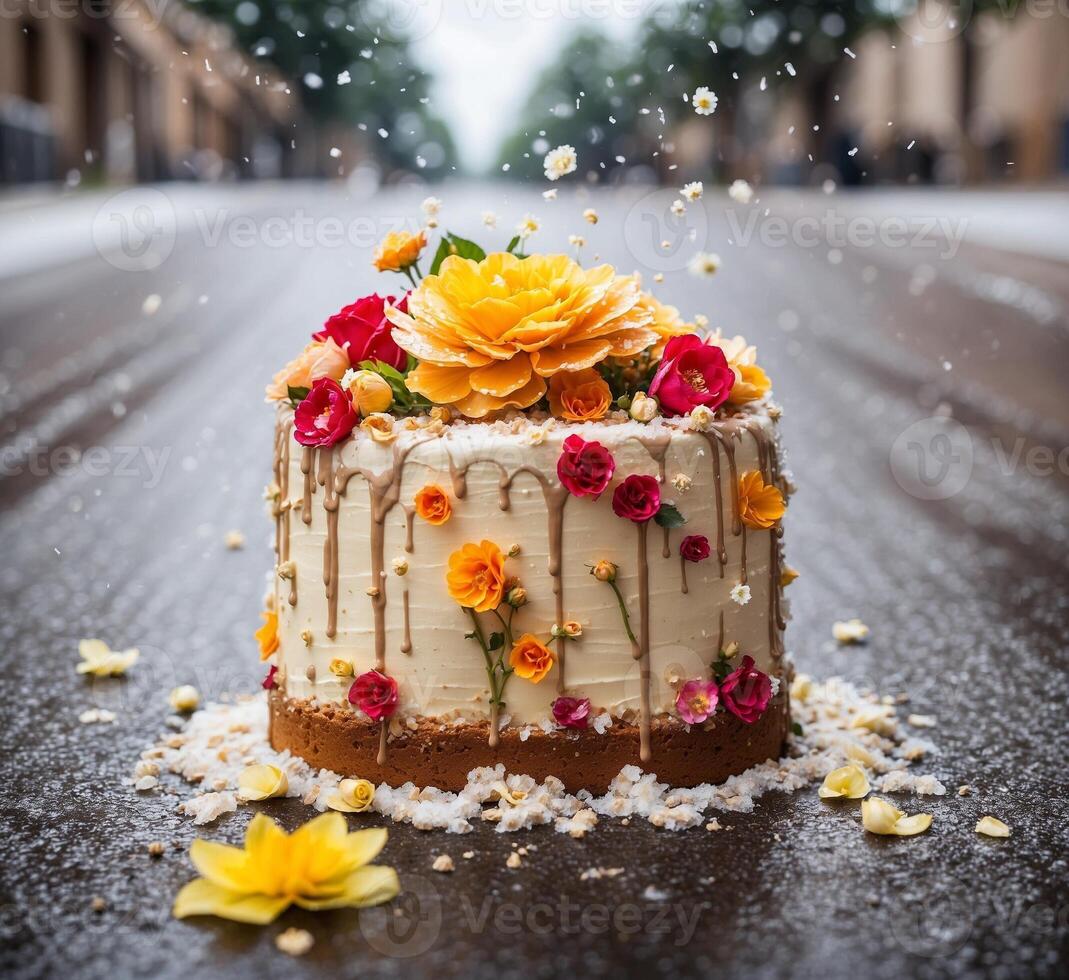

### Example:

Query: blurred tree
xmin=189 ymin=0 xmax=455 ymax=178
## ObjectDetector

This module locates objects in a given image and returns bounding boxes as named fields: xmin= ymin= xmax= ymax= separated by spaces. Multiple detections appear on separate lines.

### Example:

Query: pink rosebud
xmin=262 ymin=665 xmax=278 ymax=691
xmin=611 ymin=473 xmax=661 ymax=523
xmin=648 ymin=335 xmax=735 ymax=416
xmin=294 ymin=377 xmax=358 ymax=447
xmin=719 ymin=655 xmax=772 ymax=724
xmin=348 ymin=669 xmax=399 ymax=721
xmin=680 ymin=534 xmax=711 ymax=563
xmin=314 ymin=293 xmax=409 ymax=370
xmin=675 ymin=678 xmax=719 ymax=724
xmin=552 ymin=696 xmax=591 ymax=729
xmin=557 ymin=435 xmax=616 ymax=499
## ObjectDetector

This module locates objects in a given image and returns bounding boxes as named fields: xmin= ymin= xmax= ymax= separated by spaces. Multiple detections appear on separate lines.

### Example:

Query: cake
xmin=259 ymin=234 xmax=793 ymax=794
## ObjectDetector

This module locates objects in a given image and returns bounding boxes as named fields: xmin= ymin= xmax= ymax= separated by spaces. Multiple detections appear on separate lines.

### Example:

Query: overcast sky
xmin=409 ymin=1 xmax=654 ymax=172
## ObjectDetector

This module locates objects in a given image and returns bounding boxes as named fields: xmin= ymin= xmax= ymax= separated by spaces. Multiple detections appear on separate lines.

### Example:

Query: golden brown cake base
xmin=269 ymin=692 xmax=790 ymax=794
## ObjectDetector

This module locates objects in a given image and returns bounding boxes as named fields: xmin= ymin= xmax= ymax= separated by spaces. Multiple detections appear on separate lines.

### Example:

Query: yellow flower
xmin=325 ymin=778 xmax=376 ymax=813
xmin=861 ymin=797 xmax=932 ymax=837
xmin=265 ymin=338 xmax=349 ymax=401
xmin=385 ymin=253 xmax=658 ymax=418
xmin=705 ymin=330 xmax=772 ymax=404
xmin=833 ymin=619 xmax=870 ymax=644
xmin=360 ymin=413 xmax=397 ymax=444
xmin=345 ymin=370 xmax=393 ymax=415
xmin=255 ymin=611 xmax=279 ymax=661
xmin=850 ymin=705 xmax=896 ymax=735
xmin=508 ymin=633 xmax=555 ymax=683
xmin=329 ymin=658 xmax=354 ymax=678
xmin=548 ymin=368 xmax=612 ymax=422
xmin=590 ymin=560 xmax=617 ymax=582
xmin=446 ymin=540 xmax=506 ymax=612
xmin=77 ymin=639 xmax=139 ymax=677
xmin=237 ymin=764 xmax=289 ymax=802
xmin=818 ymin=765 xmax=871 ymax=800
xmin=635 ymin=291 xmax=695 ymax=359
xmin=172 ymin=813 xmax=398 ymax=923
xmin=976 ymin=816 xmax=1011 ymax=838
xmin=738 ymin=471 xmax=785 ymax=530
xmin=169 ymin=685 xmax=200 ymax=713
xmin=781 ymin=566 xmax=800 ymax=587
xmin=373 ymin=229 xmax=426 ymax=273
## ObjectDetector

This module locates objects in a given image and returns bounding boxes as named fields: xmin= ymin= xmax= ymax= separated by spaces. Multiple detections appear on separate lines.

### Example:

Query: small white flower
xmin=692 ymin=86 xmax=718 ymax=115
xmin=671 ymin=473 xmax=693 ymax=493
xmin=688 ymin=251 xmax=721 ymax=277
xmin=670 ymin=199 xmax=686 ymax=216
xmin=689 ymin=405 xmax=714 ymax=431
xmin=543 ymin=144 xmax=577 ymax=181
xmin=420 ymin=196 xmax=442 ymax=216
xmin=582 ymin=208 xmax=598 ymax=224
xmin=833 ymin=619 xmax=870 ymax=644
xmin=482 ymin=211 xmax=498 ymax=228
xmin=693 ymin=313 xmax=709 ymax=328
xmin=568 ymin=234 xmax=585 ymax=248
xmin=542 ymin=189 xmax=558 ymax=201
xmin=629 ymin=392 xmax=659 ymax=423
xmin=730 ymin=583 xmax=751 ymax=606
xmin=680 ymin=181 xmax=703 ymax=202
xmin=517 ymin=214 xmax=540 ymax=240
xmin=728 ymin=179 xmax=754 ymax=204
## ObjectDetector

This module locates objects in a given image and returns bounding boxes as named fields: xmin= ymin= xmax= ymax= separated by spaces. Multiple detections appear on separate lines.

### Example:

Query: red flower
xmin=680 ymin=534 xmax=711 ymax=563
xmin=557 ymin=435 xmax=616 ymax=499
xmin=648 ymin=335 xmax=735 ymax=416
xmin=612 ymin=474 xmax=661 ymax=523
xmin=348 ymin=669 xmax=399 ymax=721
xmin=719 ymin=655 xmax=772 ymax=724
xmin=262 ymin=665 xmax=278 ymax=691
xmin=313 ymin=293 xmax=409 ymax=370
xmin=552 ymin=696 xmax=591 ymax=729
xmin=293 ymin=378 xmax=358 ymax=447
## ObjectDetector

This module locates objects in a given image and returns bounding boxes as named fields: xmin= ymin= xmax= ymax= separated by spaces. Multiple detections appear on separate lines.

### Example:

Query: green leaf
xmin=488 ymin=632 xmax=505 ymax=652
xmin=505 ymin=235 xmax=520 ymax=254
xmin=712 ymin=660 xmax=730 ymax=684
xmin=445 ymin=232 xmax=486 ymax=263
xmin=287 ymin=385 xmax=310 ymax=406
xmin=654 ymin=503 xmax=687 ymax=529
xmin=428 ymin=237 xmax=452 ymax=276
xmin=791 ymin=721 xmax=804 ymax=737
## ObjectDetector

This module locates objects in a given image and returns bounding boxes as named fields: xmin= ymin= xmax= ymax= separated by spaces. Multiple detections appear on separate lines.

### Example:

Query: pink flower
xmin=648 ymin=335 xmax=735 ymax=416
xmin=313 ymin=293 xmax=409 ymax=370
xmin=552 ymin=696 xmax=591 ymax=729
xmin=348 ymin=669 xmax=399 ymax=721
xmin=680 ymin=534 xmax=711 ymax=562
xmin=720 ymin=655 xmax=772 ymax=724
xmin=612 ymin=473 xmax=661 ymax=523
xmin=262 ymin=665 xmax=278 ymax=691
xmin=557 ymin=435 xmax=616 ymax=499
xmin=293 ymin=378 xmax=358 ymax=447
xmin=675 ymin=679 xmax=719 ymax=724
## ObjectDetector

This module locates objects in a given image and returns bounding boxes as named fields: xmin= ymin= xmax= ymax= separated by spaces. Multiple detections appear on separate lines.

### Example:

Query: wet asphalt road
xmin=0 ymin=182 xmax=1066 ymax=980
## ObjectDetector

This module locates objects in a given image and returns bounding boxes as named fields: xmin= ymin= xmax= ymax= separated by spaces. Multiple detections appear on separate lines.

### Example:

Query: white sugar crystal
xmin=180 ymin=791 xmax=237 ymax=824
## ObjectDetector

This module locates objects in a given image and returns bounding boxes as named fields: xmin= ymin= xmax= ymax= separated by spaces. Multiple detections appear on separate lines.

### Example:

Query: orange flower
xmin=508 ymin=634 xmax=555 ymax=683
xmin=548 ymin=369 xmax=612 ymax=422
xmin=706 ymin=331 xmax=772 ymax=404
xmin=264 ymin=339 xmax=349 ymax=401
xmin=738 ymin=471 xmax=785 ymax=530
xmin=446 ymin=540 xmax=506 ymax=612
xmin=385 ymin=253 xmax=658 ymax=418
xmin=255 ymin=611 xmax=279 ymax=660
xmin=373 ymin=229 xmax=426 ymax=273
xmin=414 ymin=484 xmax=452 ymax=525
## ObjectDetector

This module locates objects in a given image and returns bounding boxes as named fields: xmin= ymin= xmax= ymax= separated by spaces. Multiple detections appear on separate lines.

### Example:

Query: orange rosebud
xmin=414 ymin=484 xmax=452 ymax=525
xmin=547 ymin=369 xmax=613 ymax=422
xmin=264 ymin=338 xmax=349 ymax=401
xmin=738 ymin=471 xmax=785 ymax=530
xmin=508 ymin=633 xmax=555 ymax=684
xmin=373 ymin=229 xmax=426 ymax=273
xmin=446 ymin=540 xmax=506 ymax=612
xmin=254 ymin=611 xmax=279 ymax=660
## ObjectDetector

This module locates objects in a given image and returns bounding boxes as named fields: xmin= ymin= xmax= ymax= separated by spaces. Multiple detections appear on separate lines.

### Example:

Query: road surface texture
xmin=0 ymin=183 xmax=1066 ymax=980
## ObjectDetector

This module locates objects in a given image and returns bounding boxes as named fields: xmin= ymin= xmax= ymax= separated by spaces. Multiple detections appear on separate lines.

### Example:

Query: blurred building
xmin=0 ymin=0 xmax=321 ymax=185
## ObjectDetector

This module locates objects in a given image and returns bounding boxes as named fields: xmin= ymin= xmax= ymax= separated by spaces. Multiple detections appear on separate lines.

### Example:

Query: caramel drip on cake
xmin=402 ymin=504 xmax=415 ymax=553
xmin=272 ymin=420 xmax=297 ymax=606
xmin=401 ymin=587 xmax=413 ymax=654
xmin=447 ymin=450 xmax=467 ymax=500
xmin=635 ymin=521 xmax=653 ymax=763
xmin=679 ymin=555 xmax=689 ymax=594
xmin=716 ymin=609 xmax=725 ymax=653
xmin=635 ymin=432 xmax=672 ymax=560
xmin=300 ymin=446 xmax=315 ymax=525
xmin=318 ymin=448 xmax=340 ymax=637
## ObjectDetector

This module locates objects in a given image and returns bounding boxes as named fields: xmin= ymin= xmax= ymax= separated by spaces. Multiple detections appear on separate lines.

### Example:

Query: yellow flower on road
xmin=818 ymin=765 xmax=871 ymax=800
xmin=236 ymin=764 xmax=288 ymax=802
xmin=173 ymin=813 xmax=398 ymax=923
xmin=861 ymin=797 xmax=932 ymax=837
xmin=77 ymin=639 xmax=139 ymax=677
xmin=325 ymin=778 xmax=376 ymax=813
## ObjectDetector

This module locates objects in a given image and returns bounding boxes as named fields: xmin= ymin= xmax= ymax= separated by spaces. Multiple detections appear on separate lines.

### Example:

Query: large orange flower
xmin=738 ymin=471 xmax=785 ymax=530
xmin=548 ymin=369 xmax=612 ymax=422
xmin=446 ymin=540 xmax=506 ymax=612
xmin=385 ymin=253 xmax=658 ymax=417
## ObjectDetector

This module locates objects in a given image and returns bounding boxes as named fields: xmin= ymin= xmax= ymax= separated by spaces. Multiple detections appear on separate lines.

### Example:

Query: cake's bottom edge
xmin=268 ymin=692 xmax=791 ymax=794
